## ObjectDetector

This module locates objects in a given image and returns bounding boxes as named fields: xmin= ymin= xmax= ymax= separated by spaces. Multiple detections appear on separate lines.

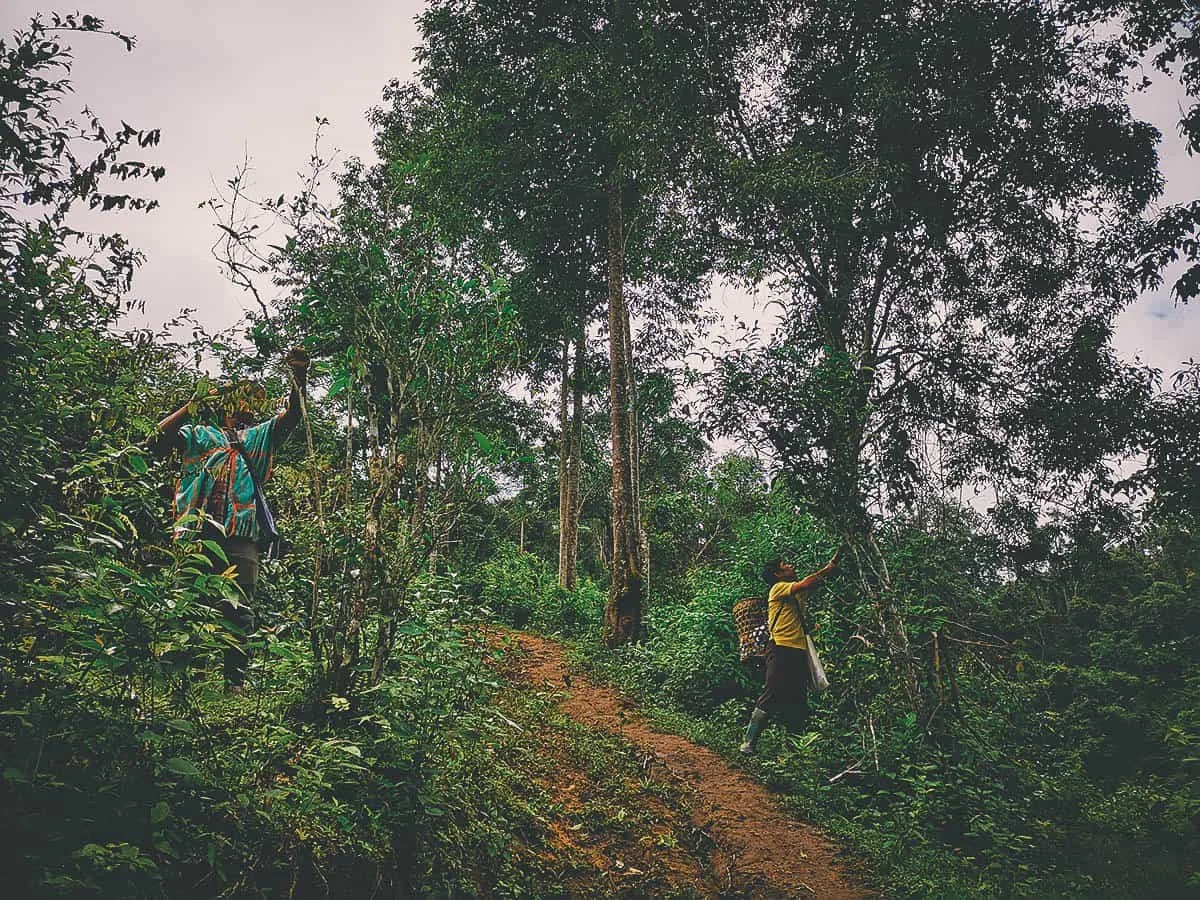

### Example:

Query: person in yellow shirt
xmin=740 ymin=548 xmax=841 ymax=755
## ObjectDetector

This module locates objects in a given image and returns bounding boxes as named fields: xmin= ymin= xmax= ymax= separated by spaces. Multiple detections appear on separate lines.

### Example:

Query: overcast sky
xmin=5 ymin=2 xmax=1198 ymax=381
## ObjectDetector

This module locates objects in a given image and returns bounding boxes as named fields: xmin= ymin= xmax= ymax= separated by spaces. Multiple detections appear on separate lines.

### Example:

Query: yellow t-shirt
xmin=767 ymin=581 xmax=807 ymax=650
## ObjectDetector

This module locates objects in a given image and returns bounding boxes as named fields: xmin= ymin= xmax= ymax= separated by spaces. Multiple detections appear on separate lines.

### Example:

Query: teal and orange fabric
xmin=172 ymin=414 xmax=283 ymax=539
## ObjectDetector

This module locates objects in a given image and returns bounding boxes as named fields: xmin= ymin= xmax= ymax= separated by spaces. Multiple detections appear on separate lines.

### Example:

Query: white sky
xmin=4 ymin=2 xmax=1198 ymax=382
xmin=3 ymin=1 xmax=425 ymax=339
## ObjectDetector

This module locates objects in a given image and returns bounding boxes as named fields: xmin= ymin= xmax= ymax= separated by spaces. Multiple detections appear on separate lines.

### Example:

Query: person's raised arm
xmin=150 ymin=387 xmax=216 ymax=456
xmin=788 ymin=546 xmax=842 ymax=594
xmin=274 ymin=347 xmax=309 ymax=444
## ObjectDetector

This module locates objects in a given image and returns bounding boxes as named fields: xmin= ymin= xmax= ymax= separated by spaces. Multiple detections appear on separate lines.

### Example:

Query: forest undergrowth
xmin=483 ymin=520 xmax=1200 ymax=899
xmin=3 ymin=584 xmax=738 ymax=898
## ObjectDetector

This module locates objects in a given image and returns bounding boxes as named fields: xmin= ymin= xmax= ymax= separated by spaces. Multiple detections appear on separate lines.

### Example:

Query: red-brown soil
xmin=496 ymin=629 xmax=871 ymax=899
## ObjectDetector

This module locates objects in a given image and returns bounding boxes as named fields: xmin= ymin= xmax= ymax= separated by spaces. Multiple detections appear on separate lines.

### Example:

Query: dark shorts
xmin=755 ymin=642 xmax=810 ymax=730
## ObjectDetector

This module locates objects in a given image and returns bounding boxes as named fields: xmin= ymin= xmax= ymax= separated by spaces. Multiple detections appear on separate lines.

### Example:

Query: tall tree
xmin=416 ymin=0 xmax=756 ymax=643
xmin=372 ymin=80 xmax=603 ymax=593
xmin=207 ymin=117 xmax=521 ymax=694
xmin=558 ymin=331 xmax=587 ymax=589
xmin=704 ymin=0 xmax=1161 ymax=708
xmin=0 ymin=14 xmax=163 ymax=529
xmin=1060 ymin=1 xmax=1200 ymax=303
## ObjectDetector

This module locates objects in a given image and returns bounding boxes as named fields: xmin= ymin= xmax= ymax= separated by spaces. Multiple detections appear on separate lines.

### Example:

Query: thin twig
xmin=828 ymin=758 xmax=866 ymax=784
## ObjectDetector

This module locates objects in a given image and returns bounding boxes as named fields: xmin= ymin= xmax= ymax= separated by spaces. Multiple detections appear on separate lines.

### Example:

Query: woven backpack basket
xmin=733 ymin=596 xmax=769 ymax=662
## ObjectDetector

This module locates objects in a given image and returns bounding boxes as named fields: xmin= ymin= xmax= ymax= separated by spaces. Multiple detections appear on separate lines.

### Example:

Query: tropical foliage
xmin=2 ymin=4 xmax=1198 ymax=897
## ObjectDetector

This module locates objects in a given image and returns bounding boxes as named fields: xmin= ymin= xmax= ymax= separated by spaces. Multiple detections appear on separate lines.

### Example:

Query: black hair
xmin=761 ymin=558 xmax=783 ymax=586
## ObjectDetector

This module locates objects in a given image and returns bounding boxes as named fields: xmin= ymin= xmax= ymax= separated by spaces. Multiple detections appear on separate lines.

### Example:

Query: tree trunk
xmin=428 ymin=449 xmax=443 ymax=574
xmin=366 ymin=366 xmax=407 ymax=688
xmin=604 ymin=181 xmax=644 ymax=646
xmin=342 ymin=346 xmax=355 ymax=509
xmin=557 ymin=333 xmax=571 ymax=585
xmin=840 ymin=312 xmax=923 ymax=715
xmin=621 ymin=297 xmax=649 ymax=600
xmin=829 ymin=383 xmax=923 ymax=713
xmin=845 ymin=527 xmax=923 ymax=714
xmin=294 ymin=364 xmax=325 ymax=676
xmin=561 ymin=327 xmax=585 ymax=590
xmin=327 ymin=369 xmax=388 ymax=696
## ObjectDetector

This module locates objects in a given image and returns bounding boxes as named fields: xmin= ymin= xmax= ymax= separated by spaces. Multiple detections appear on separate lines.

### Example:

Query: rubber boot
xmin=740 ymin=707 xmax=769 ymax=754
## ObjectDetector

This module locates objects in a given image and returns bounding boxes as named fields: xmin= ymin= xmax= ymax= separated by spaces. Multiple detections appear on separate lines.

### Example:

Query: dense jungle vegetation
xmin=2 ymin=2 xmax=1199 ymax=897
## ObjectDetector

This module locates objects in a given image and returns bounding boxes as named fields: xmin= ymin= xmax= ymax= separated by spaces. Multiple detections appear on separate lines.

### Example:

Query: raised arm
xmin=150 ymin=388 xmax=215 ymax=456
xmin=787 ymin=546 xmax=842 ymax=594
xmin=155 ymin=401 xmax=191 ymax=445
xmin=273 ymin=347 xmax=309 ymax=444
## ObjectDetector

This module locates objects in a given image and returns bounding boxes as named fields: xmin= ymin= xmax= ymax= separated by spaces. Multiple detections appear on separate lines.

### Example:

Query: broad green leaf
xmin=164 ymin=757 xmax=203 ymax=778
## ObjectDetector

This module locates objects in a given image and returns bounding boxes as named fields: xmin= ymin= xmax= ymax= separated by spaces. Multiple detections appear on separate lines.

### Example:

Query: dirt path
xmin=495 ymin=630 xmax=870 ymax=899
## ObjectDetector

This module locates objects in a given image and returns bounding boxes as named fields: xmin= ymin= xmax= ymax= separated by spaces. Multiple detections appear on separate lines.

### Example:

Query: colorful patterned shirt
xmin=172 ymin=414 xmax=283 ymax=540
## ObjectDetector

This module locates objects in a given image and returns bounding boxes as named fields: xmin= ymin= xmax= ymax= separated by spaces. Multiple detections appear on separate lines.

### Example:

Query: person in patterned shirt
xmin=153 ymin=348 xmax=309 ymax=692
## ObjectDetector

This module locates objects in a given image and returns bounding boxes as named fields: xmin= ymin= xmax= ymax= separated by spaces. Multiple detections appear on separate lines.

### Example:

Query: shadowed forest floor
xmin=490 ymin=629 xmax=870 ymax=898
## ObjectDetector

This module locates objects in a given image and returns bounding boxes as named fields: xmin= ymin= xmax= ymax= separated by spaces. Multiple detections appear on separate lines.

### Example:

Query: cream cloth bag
xmin=806 ymin=635 xmax=829 ymax=693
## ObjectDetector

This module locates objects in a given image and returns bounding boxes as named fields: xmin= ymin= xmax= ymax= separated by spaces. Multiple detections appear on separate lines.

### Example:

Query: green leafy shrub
xmin=573 ymin=499 xmax=1200 ymax=897
xmin=478 ymin=542 xmax=602 ymax=637
xmin=588 ymin=498 xmax=838 ymax=713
